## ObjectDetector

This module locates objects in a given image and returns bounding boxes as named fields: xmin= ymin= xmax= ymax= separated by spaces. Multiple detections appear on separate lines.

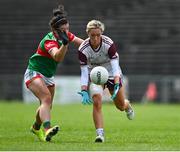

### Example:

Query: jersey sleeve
xmin=108 ymin=43 xmax=118 ymax=59
xmin=80 ymin=65 xmax=89 ymax=86
xmin=68 ymin=32 xmax=75 ymax=42
xmin=44 ymin=40 xmax=59 ymax=52
xmin=78 ymin=51 xmax=88 ymax=65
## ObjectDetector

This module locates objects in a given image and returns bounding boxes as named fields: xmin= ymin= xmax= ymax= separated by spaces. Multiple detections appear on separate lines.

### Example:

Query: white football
xmin=90 ymin=66 xmax=109 ymax=85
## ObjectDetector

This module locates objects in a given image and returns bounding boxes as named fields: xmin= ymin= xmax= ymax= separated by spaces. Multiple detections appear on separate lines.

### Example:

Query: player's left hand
xmin=111 ymin=83 xmax=120 ymax=100
xmin=78 ymin=90 xmax=92 ymax=105
xmin=57 ymin=30 xmax=69 ymax=45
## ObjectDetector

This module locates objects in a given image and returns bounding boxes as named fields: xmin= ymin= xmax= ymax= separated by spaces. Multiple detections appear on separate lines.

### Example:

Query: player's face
xmin=53 ymin=23 xmax=69 ymax=39
xmin=58 ymin=23 xmax=69 ymax=33
xmin=88 ymin=28 xmax=102 ymax=49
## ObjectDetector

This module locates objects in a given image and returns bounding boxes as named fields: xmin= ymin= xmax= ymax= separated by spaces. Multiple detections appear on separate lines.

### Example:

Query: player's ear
xmin=86 ymin=28 xmax=90 ymax=35
xmin=87 ymin=32 xmax=89 ymax=37
xmin=87 ymin=30 xmax=91 ymax=37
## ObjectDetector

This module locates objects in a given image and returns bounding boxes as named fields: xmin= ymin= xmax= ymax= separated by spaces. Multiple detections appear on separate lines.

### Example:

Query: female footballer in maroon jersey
xmin=78 ymin=20 xmax=134 ymax=142
xmin=24 ymin=5 xmax=83 ymax=142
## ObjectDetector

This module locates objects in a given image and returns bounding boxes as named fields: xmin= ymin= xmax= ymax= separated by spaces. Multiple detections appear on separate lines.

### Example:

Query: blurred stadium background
xmin=1 ymin=0 xmax=180 ymax=103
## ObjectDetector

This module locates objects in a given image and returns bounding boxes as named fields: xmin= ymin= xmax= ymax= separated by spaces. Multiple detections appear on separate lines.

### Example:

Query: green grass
xmin=0 ymin=101 xmax=180 ymax=151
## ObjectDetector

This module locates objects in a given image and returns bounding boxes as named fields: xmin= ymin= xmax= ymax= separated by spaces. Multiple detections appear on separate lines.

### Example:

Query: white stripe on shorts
xmin=24 ymin=69 xmax=55 ymax=87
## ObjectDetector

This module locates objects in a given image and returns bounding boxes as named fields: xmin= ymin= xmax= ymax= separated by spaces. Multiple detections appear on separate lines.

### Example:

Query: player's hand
xmin=57 ymin=30 xmax=69 ymax=45
xmin=111 ymin=83 xmax=120 ymax=100
xmin=78 ymin=90 xmax=92 ymax=105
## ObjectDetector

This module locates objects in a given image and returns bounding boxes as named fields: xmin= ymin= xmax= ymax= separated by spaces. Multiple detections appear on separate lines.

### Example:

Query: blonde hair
xmin=86 ymin=20 xmax=105 ymax=33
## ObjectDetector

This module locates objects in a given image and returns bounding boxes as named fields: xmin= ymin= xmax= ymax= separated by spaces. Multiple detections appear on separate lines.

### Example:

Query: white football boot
xmin=95 ymin=135 xmax=105 ymax=143
xmin=95 ymin=128 xmax=104 ymax=143
xmin=125 ymin=99 xmax=135 ymax=120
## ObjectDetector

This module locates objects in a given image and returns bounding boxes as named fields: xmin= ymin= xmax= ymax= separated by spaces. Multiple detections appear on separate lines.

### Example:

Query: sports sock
xmin=96 ymin=128 xmax=104 ymax=136
xmin=33 ymin=122 xmax=41 ymax=130
xmin=43 ymin=121 xmax=51 ymax=130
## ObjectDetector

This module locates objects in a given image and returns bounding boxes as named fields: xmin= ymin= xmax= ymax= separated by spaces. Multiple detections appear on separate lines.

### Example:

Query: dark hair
xmin=49 ymin=5 xmax=68 ymax=30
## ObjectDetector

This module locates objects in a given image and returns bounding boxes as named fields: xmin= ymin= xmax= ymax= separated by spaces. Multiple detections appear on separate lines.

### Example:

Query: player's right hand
xmin=78 ymin=90 xmax=92 ymax=105
xmin=111 ymin=83 xmax=120 ymax=100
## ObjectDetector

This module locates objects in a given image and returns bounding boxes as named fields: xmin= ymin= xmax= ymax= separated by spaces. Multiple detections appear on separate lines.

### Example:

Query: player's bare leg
xmin=92 ymin=94 xmax=104 ymax=142
xmin=28 ymin=78 xmax=52 ymax=121
xmin=28 ymin=78 xmax=59 ymax=141
xmin=111 ymin=86 xmax=134 ymax=120
xmin=48 ymin=85 xmax=55 ymax=109
xmin=33 ymin=107 xmax=42 ymax=130
xmin=44 ymin=85 xmax=59 ymax=142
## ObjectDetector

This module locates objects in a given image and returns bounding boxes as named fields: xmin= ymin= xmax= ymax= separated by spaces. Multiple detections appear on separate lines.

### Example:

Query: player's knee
xmin=90 ymin=83 xmax=103 ymax=97
xmin=41 ymin=93 xmax=52 ymax=106
xmin=93 ymin=94 xmax=102 ymax=110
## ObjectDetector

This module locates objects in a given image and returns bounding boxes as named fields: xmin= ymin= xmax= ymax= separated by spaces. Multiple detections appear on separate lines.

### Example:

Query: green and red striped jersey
xmin=28 ymin=32 xmax=75 ymax=77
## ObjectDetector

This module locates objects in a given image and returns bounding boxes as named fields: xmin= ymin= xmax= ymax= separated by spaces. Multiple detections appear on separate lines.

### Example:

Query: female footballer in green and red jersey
xmin=24 ymin=5 xmax=83 ymax=142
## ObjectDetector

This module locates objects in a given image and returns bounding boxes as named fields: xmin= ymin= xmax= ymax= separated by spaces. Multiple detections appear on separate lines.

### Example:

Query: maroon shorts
xmin=104 ymin=78 xmax=122 ymax=91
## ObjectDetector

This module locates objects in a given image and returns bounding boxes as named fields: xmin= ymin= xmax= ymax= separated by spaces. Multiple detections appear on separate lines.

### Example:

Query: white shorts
xmin=24 ymin=69 xmax=55 ymax=88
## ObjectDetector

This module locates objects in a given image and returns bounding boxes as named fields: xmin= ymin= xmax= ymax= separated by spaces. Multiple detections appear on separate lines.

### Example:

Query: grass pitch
xmin=0 ymin=101 xmax=180 ymax=151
